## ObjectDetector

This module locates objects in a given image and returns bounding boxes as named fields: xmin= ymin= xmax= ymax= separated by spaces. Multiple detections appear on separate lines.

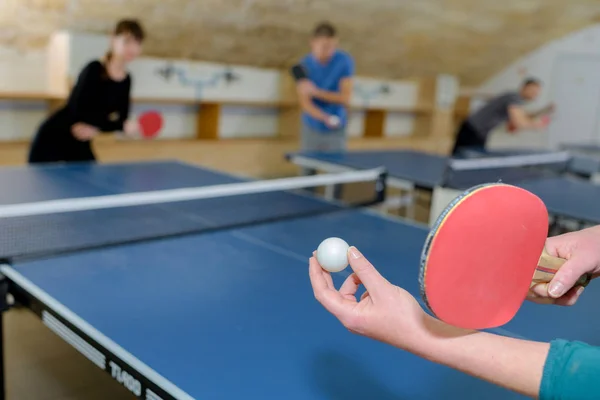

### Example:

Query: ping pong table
xmin=287 ymin=149 xmax=600 ymax=226
xmin=0 ymin=160 xmax=598 ymax=400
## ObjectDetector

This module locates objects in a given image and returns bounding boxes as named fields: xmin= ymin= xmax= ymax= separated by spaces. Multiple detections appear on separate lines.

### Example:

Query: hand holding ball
xmin=327 ymin=115 xmax=341 ymax=129
xmin=316 ymin=237 xmax=350 ymax=272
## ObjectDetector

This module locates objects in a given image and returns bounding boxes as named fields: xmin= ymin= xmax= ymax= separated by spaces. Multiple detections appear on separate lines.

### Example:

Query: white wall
xmin=476 ymin=24 xmax=600 ymax=149
xmin=0 ymin=48 xmax=48 ymax=141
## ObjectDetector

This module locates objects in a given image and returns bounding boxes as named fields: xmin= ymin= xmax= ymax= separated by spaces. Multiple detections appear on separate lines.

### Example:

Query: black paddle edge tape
xmin=418 ymin=182 xmax=509 ymax=316
xmin=579 ymin=274 xmax=592 ymax=288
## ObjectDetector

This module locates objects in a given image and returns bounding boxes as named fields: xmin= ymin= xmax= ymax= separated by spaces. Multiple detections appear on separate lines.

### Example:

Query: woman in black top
xmin=28 ymin=19 xmax=145 ymax=164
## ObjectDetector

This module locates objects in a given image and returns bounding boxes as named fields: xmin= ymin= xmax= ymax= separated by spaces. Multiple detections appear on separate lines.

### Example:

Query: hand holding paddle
xmin=420 ymin=183 xmax=591 ymax=330
xmin=529 ymin=226 xmax=600 ymax=304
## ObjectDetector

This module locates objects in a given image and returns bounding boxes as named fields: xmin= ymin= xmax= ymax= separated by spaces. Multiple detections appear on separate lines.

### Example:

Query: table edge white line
xmin=0 ymin=264 xmax=196 ymax=400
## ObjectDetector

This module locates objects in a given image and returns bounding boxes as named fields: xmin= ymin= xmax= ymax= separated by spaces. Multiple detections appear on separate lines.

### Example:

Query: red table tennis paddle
xmin=419 ymin=183 xmax=590 ymax=330
xmin=138 ymin=110 xmax=163 ymax=138
xmin=541 ymin=115 xmax=551 ymax=127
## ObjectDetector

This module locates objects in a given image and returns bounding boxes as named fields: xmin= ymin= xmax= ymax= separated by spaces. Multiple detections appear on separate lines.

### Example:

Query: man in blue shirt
xmin=295 ymin=22 xmax=355 ymax=153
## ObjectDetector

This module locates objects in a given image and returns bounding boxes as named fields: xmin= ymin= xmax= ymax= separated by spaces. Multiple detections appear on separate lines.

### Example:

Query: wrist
xmin=404 ymin=314 xmax=478 ymax=362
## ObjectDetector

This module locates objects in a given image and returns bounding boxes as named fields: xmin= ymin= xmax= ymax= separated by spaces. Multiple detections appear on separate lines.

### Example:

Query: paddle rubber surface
xmin=419 ymin=183 xmax=549 ymax=329
xmin=138 ymin=110 xmax=163 ymax=138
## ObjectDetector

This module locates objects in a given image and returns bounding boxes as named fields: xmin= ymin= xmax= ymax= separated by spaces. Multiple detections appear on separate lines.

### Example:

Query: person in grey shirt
xmin=451 ymin=78 xmax=552 ymax=156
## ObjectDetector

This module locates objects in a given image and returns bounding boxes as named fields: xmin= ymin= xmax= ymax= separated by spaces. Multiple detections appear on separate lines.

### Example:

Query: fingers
xmin=308 ymin=257 xmax=345 ymax=316
xmin=309 ymin=256 xmax=330 ymax=294
xmin=339 ymin=273 xmax=362 ymax=299
xmin=547 ymin=257 xmax=590 ymax=298
xmin=544 ymin=235 xmax=569 ymax=258
xmin=554 ymin=286 xmax=585 ymax=306
xmin=347 ymin=247 xmax=387 ymax=297
xmin=528 ymin=285 xmax=585 ymax=306
xmin=312 ymin=251 xmax=334 ymax=289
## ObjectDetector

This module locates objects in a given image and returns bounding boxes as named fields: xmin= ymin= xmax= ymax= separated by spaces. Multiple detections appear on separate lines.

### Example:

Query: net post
xmin=440 ymin=157 xmax=455 ymax=187
xmin=374 ymin=170 xmax=388 ymax=204
xmin=0 ymin=275 xmax=8 ymax=400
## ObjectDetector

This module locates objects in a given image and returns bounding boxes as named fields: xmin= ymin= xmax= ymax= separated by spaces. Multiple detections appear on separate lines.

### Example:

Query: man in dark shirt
xmin=451 ymin=78 xmax=552 ymax=156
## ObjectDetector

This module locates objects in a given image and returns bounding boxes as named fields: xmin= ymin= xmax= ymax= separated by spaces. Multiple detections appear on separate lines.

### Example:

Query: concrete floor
xmin=4 ymin=308 xmax=131 ymax=400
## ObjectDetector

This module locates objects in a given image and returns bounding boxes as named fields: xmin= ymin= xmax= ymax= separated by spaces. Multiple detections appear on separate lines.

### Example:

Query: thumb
xmin=347 ymin=246 xmax=387 ymax=294
xmin=548 ymin=256 xmax=588 ymax=298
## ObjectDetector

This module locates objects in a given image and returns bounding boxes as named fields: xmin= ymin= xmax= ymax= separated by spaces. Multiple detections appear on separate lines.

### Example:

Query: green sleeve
xmin=540 ymin=339 xmax=600 ymax=400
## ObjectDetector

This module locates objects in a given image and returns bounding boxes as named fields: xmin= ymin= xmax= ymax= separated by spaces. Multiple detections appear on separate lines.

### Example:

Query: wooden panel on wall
xmin=416 ymin=77 xmax=436 ymax=111
xmin=1 ymin=137 xmax=450 ymax=175
xmin=410 ymin=77 xmax=436 ymax=138
xmin=197 ymin=102 xmax=221 ymax=139
xmin=363 ymin=109 xmax=386 ymax=137
xmin=412 ymin=114 xmax=432 ymax=138
xmin=278 ymin=106 xmax=301 ymax=138
xmin=413 ymin=76 xmax=456 ymax=146
xmin=48 ymin=99 xmax=66 ymax=114
xmin=454 ymin=95 xmax=472 ymax=120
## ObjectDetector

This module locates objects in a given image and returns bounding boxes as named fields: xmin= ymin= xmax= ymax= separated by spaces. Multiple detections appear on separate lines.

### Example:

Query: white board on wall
xmin=351 ymin=77 xmax=419 ymax=111
xmin=219 ymin=106 xmax=279 ymax=138
xmin=384 ymin=113 xmax=414 ymax=137
xmin=347 ymin=111 xmax=364 ymax=137
xmin=0 ymin=49 xmax=46 ymax=92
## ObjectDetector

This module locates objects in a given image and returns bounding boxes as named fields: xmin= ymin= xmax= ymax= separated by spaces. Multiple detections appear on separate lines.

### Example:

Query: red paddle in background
xmin=138 ymin=110 xmax=163 ymax=138
xmin=419 ymin=183 xmax=590 ymax=330
xmin=540 ymin=114 xmax=551 ymax=127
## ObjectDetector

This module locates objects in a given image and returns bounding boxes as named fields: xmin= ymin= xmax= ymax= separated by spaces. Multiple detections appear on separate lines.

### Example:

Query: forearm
xmin=300 ymin=97 xmax=328 ymax=121
xmin=313 ymin=89 xmax=349 ymax=105
xmin=408 ymin=315 xmax=548 ymax=398
xmin=512 ymin=116 xmax=541 ymax=130
xmin=528 ymin=105 xmax=553 ymax=118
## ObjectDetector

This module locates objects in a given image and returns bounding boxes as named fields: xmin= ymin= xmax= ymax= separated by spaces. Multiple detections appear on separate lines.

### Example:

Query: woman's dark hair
xmin=104 ymin=19 xmax=145 ymax=63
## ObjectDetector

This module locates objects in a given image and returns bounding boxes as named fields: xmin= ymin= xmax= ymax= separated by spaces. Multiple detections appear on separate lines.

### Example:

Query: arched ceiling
xmin=1 ymin=0 xmax=599 ymax=85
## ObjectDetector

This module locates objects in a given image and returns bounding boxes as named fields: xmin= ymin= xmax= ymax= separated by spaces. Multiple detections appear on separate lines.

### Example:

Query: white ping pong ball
xmin=316 ymin=237 xmax=350 ymax=273
xmin=328 ymin=115 xmax=341 ymax=127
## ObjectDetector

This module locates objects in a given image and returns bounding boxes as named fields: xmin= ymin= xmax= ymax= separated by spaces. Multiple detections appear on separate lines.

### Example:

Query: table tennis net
xmin=442 ymin=151 xmax=572 ymax=188
xmin=0 ymin=169 xmax=386 ymax=261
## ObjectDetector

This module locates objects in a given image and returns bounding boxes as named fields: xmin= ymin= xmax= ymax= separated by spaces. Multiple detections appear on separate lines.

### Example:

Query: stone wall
xmin=1 ymin=0 xmax=598 ymax=85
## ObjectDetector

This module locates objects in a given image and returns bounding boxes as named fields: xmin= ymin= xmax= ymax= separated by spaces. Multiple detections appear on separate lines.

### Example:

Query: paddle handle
xmin=531 ymin=248 xmax=591 ymax=288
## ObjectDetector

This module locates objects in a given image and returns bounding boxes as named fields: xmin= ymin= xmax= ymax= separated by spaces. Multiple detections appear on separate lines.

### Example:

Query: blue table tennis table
xmin=0 ymin=160 xmax=599 ymax=400
xmin=287 ymin=149 xmax=600 ymax=226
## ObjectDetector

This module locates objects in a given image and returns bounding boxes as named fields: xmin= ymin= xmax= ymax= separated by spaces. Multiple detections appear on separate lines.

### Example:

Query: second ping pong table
xmin=0 ymin=160 xmax=598 ymax=400
xmin=287 ymin=149 xmax=600 ymax=227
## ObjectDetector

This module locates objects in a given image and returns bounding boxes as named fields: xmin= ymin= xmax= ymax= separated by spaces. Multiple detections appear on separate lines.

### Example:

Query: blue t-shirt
xmin=300 ymin=50 xmax=354 ymax=132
